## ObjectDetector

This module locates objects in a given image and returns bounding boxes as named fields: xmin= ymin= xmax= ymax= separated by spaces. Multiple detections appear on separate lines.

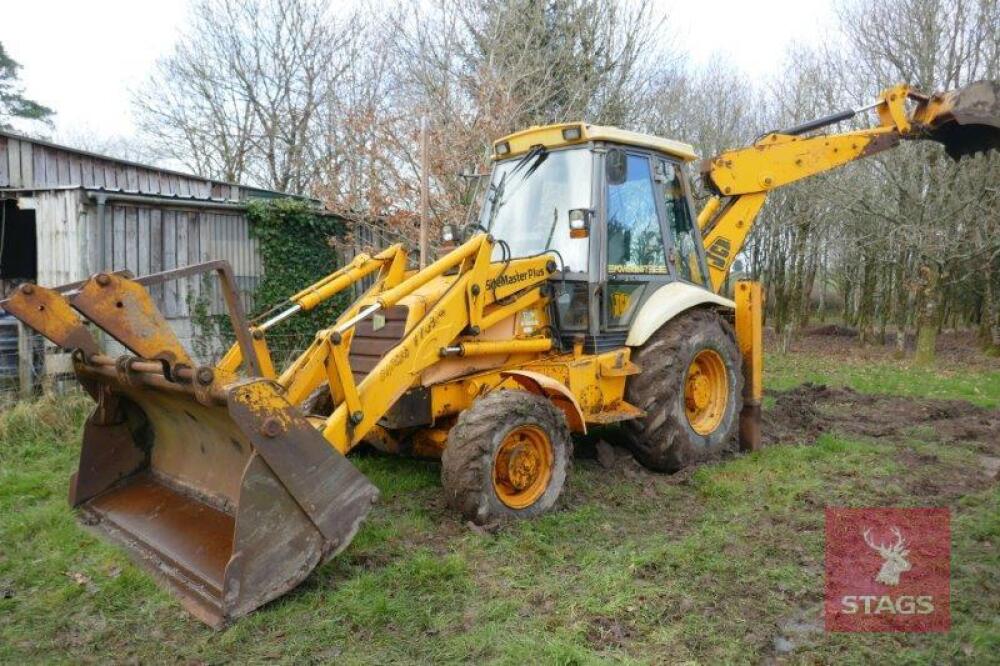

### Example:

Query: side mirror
xmin=606 ymin=148 xmax=626 ymax=185
xmin=568 ymin=208 xmax=592 ymax=239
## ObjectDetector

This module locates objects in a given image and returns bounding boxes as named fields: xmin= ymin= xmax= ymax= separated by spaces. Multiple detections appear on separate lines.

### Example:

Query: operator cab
xmin=475 ymin=123 xmax=711 ymax=350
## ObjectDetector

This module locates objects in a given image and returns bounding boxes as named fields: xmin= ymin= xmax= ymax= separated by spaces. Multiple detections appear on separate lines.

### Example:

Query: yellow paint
xmin=492 ymin=425 xmax=553 ymax=509
xmin=493 ymin=122 xmax=697 ymax=161
xmin=697 ymin=82 xmax=987 ymax=294
xmin=456 ymin=338 xmax=553 ymax=356
xmin=252 ymin=333 xmax=276 ymax=379
xmin=684 ymin=349 xmax=728 ymax=435
xmin=610 ymin=291 xmax=632 ymax=318
xmin=734 ymin=280 xmax=763 ymax=404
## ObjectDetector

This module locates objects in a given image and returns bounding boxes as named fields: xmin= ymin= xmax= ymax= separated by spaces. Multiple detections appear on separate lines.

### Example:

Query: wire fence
xmin=0 ymin=219 xmax=428 ymax=404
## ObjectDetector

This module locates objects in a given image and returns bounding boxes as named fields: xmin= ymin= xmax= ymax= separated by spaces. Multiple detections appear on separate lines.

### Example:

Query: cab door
xmin=601 ymin=149 xmax=674 ymax=333
xmin=654 ymin=157 xmax=710 ymax=288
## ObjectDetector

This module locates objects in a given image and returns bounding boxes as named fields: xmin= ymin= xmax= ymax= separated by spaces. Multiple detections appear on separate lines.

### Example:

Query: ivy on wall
xmin=248 ymin=199 xmax=349 ymax=353
xmin=191 ymin=198 xmax=349 ymax=360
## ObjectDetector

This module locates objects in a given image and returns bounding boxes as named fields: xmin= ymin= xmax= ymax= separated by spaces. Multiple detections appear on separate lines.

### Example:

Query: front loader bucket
xmin=3 ymin=269 xmax=378 ymax=627
xmin=923 ymin=80 xmax=1000 ymax=159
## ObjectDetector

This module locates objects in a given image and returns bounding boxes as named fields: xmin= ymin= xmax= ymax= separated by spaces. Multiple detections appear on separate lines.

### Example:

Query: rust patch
xmin=71 ymin=273 xmax=192 ymax=367
xmin=1 ymin=284 xmax=99 ymax=355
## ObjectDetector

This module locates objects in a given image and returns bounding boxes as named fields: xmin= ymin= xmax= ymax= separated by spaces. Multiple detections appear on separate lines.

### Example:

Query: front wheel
xmin=623 ymin=308 xmax=743 ymax=472
xmin=441 ymin=390 xmax=571 ymax=524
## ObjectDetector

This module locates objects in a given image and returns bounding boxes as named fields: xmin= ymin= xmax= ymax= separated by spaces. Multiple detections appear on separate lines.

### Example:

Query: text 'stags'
xmin=825 ymin=507 xmax=950 ymax=632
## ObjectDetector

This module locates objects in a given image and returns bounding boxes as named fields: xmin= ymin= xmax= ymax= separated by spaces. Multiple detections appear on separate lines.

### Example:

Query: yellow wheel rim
xmin=684 ymin=349 xmax=728 ymax=435
xmin=492 ymin=425 xmax=554 ymax=509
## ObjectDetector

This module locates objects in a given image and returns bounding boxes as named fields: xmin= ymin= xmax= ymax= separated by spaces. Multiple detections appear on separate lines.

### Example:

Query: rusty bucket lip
xmin=77 ymin=489 xmax=231 ymax=628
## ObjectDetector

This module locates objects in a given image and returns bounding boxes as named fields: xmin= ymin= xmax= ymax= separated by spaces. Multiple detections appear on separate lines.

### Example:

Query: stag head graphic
xmin=863 ymin=526 xmax=912 ymax=586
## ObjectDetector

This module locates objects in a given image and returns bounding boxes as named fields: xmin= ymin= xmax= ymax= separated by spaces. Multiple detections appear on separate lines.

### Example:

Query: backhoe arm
xmin=698 ymin=80 xmax=1000 ymax=292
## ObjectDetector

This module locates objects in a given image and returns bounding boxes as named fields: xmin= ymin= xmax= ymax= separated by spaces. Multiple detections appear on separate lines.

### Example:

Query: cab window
xmin=606 ymin=154 xmax=667 ymax=275
xmin=657 ymin=159 xmax=707 ymax=286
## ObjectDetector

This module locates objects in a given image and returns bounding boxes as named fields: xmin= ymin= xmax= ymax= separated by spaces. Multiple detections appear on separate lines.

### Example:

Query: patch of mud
xmin=763 ymin=383 xmax=1000 ymax=454
xmin=586 ymin=616 xmax=637 ymax=650
xmin=805 ymin=324 xmax=858 ymax=338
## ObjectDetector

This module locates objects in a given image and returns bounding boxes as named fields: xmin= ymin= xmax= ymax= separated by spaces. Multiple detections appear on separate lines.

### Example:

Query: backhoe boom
xmin=698 ymin=80 xmax=1000 ymax=292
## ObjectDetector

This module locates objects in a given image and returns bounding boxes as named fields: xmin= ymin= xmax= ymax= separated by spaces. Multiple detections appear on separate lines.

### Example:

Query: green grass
xmin=0 ymin=350 xmax=998 ymax=663
xmin=767 ymin=349 xmax=1000 ymax=407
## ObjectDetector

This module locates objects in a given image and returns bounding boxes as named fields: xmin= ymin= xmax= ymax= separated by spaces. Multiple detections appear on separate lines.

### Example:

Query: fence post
xmin=17 ymin=320 xmax=33 ymax=399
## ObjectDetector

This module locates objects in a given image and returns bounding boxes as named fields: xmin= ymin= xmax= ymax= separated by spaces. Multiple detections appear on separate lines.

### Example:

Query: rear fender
xmin=626 ymin=282 xmax=735 ymax=347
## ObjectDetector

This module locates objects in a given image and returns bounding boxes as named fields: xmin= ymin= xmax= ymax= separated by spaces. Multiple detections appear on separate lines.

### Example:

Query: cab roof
xmin=492 ymin=122 xmax=698 ymax=162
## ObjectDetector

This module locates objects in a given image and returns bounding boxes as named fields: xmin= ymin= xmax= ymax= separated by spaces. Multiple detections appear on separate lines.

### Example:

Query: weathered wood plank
xmin=163 ymin=210 xmax=178 ymax=317
xmin=112 ymin=206 xmax=126 ymax=270
xmin=56 ymin=150 xmax=69 ymax=183
xmin=63 ymin=191 xmax=84 ymax=283
xmin=104 ymin=160 xmax=117 ymax=188
xmin=0 ymin=136 xmax=8 ymax=186
xmin=44 ymin=147 xmax=58 ymax=186
xmin=19 ymin=141 xmax=32 ymax=186
xmin=125 ymin=206 xmax=138 ymax=272
xmin=31 ymin=145 xmax=44 ymax=186
xmin=176 ymin=211 xmax=189 ymax=315
xmin=69 ymin=155 xmax=82 ymax=184
xmin=7 ymin=138 xmax=21 ymax=187
xmin=137 ymin=207 xmax=151 ymax=277
xmin=149 ymin=208 xmax=164 ymax=306
xmin=81 ymin=157 xmax=95 ymax=187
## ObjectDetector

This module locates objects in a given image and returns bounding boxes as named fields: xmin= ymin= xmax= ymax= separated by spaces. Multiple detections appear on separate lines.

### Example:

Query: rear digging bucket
xmin=924 ymin=80 xmax=1000 ymax=159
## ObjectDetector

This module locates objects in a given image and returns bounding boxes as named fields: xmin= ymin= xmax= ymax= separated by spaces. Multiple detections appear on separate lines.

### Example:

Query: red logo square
xmin=825 ymin=508 xmax=950 ymax=632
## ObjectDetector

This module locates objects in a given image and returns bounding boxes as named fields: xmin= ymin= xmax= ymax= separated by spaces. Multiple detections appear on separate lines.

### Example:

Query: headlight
xmin=562 ymin=126 xmax=582 ymax=141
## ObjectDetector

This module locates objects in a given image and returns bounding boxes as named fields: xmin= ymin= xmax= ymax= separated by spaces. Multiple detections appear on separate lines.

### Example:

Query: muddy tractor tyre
xmin=623 ymin=308 xmax=743 ymax=473
xmin=441 ymin=390 xmax=572 ymax=524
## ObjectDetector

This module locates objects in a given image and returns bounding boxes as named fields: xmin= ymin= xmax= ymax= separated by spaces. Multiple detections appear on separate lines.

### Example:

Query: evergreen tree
xmin=0 ymin=42 xmax=54 ymax=130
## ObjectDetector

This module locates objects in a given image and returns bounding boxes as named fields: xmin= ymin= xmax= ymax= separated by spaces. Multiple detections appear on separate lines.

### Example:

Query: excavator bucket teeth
xmin=924 ymin=80 xmax=1000 ymax=160
xmin=71 ymin=377 xmax=378 ymax=628
xmin=3 ymin=271 xmax=379 ymax=627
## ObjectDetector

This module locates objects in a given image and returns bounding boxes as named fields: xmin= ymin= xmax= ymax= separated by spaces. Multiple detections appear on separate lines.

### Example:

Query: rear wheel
xmin=442 ymin=390 xmax=571 ymax=524
xmin=623 ymin=309 xmax=742 ymax=472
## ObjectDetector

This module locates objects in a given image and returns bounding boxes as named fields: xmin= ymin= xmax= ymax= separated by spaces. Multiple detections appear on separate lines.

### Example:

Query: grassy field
xmin=1 ymin=343 xmax=998 ymax=664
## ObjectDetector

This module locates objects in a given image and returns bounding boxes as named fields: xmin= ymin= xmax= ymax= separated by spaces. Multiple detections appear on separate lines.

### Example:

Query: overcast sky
xmin=0 ymin=0 xmax=834 ymax=144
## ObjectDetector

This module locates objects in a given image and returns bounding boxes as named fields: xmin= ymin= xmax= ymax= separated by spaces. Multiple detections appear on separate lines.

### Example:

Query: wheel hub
xmin=684 ymin=349 xmax=729 ymax=435
xmin=493 ymin=425 xmax=554 ymax=509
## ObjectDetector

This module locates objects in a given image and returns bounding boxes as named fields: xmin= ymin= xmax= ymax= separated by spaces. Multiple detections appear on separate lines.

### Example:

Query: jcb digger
xmin=5 ymin=80 xmax=998 ymax=626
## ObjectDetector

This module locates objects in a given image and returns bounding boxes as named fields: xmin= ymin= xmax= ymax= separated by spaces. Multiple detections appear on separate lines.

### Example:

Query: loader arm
xmin=698 ymin=80 xmax=1000 ymax=292
xmin=283 ymin=234 xmax=558 ymax=453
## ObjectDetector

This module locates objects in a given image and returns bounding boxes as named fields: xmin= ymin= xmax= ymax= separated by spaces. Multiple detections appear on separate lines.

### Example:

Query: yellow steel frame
xmin=215 ymin=234 xmax=575 ymax=454
xmin=734 ymin=280 xmax=763 ymax=452
xmin=698 ymin=83 xmax=959 ymax=292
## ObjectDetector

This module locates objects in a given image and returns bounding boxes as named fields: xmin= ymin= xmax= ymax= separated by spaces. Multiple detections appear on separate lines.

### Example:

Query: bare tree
xmin=134 ymin=0 xmax=356 ymax=193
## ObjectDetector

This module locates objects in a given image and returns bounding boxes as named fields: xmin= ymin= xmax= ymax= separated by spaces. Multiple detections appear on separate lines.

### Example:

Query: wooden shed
xmin=0 ymin=129 xmax=316 ymax=376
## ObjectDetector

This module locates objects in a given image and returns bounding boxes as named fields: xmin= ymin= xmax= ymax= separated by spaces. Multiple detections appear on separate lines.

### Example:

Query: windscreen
xmin=480 ymin=148 xmax=592 ymax=272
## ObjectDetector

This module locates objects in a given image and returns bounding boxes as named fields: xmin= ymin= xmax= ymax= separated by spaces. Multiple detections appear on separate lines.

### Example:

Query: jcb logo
xmin=706 ymin=238 xmax=731 ymax=269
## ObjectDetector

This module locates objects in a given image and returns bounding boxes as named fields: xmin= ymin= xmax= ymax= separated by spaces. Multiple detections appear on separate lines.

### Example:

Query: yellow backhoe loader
xmin=5 ymin=80 xmax=998 ymax=626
